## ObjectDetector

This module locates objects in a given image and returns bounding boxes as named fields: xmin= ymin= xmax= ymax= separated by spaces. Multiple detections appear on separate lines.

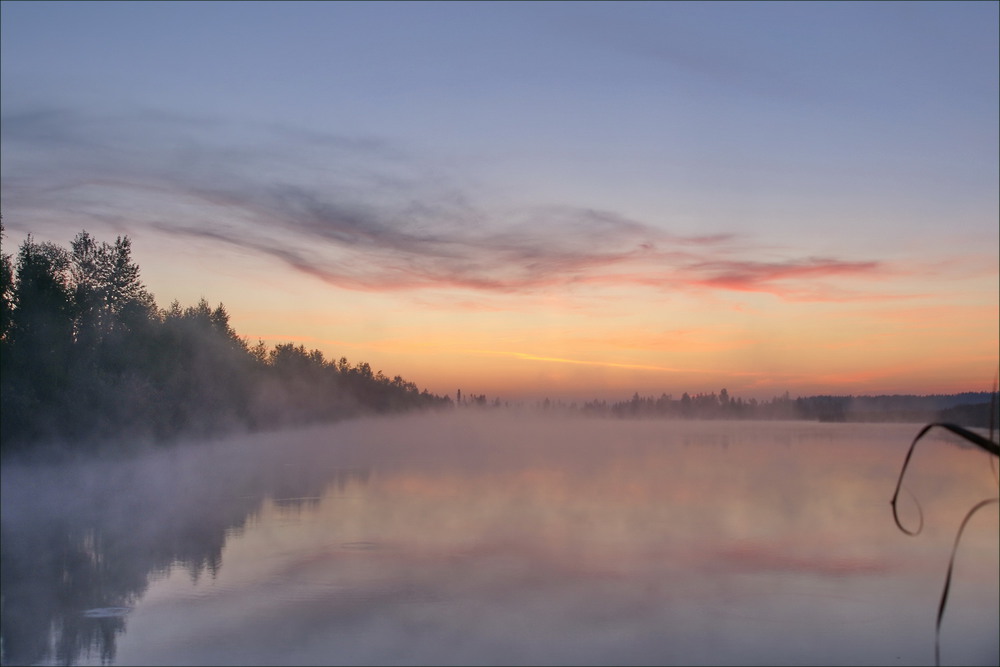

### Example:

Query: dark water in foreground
xmin=1 ymin=414 xmax=997 ymax=666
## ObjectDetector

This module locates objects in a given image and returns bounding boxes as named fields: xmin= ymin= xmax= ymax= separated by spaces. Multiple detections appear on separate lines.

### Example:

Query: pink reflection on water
xmin=89 ymin=415 xmax=998 ymax=666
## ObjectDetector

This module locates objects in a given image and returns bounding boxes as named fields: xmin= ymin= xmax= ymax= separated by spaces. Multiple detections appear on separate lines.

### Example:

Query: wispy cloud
xmin=493 ymin=351 xmax=772 ymax=377
xmin=680 ymin=257 xmax=894 ymax=302
xmin=2 ymin=107 xmax=895 ymax=301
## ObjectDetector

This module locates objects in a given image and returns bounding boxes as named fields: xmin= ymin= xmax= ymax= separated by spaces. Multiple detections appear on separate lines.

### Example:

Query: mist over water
xmin=2 ymin=412 xmax=997 ymax=666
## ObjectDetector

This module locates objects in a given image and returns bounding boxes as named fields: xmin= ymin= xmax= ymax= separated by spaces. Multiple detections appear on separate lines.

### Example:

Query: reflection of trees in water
xmin=0 ymin=445 xmax=370 ymax=666
xmin=2 ymin=519 xmax=156 ymax=666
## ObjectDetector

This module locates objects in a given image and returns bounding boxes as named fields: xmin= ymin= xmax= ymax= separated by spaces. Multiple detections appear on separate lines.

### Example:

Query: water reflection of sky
xmin=3 ymin=415 xmax=997 ymax=666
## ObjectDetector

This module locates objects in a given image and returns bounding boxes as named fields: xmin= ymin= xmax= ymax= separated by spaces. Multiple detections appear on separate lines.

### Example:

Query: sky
xmin=1 ymin=1 xmax=998 ymax=402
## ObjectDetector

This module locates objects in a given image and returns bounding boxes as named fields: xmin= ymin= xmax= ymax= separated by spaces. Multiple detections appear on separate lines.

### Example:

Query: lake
xmin=1 ymin=413 xmax=997 ymax=666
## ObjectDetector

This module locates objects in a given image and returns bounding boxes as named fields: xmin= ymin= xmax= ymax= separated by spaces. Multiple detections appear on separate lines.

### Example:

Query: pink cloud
xmin=713 ymin=541 xmax=887 ymax=576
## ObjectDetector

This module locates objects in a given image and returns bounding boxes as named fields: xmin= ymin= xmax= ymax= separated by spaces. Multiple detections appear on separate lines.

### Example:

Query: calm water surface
xmin=2 ymin=413 xmax=997 ymax=666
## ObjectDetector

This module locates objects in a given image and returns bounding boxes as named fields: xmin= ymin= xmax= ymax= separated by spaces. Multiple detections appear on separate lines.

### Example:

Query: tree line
xmin=0 ymin=225 xmax=450 ymax=456
xmin=572 ymin=389 xmax=996 ymax=425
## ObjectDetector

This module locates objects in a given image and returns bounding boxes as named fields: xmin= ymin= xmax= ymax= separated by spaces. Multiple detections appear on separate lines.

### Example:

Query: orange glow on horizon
xmin=223 ymin=283 xmax=998 ymax=403
xmin=9 ymin=222 xmax=993 ymax=404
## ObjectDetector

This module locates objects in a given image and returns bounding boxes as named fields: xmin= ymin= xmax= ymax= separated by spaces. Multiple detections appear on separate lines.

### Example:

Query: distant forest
xmin=0 ymin=225 xmax=450 ymax=456
xmin=1 ymin=226 xmax=994 ymax=458
xmin=563 ymin=389 xmax=996 ymax=426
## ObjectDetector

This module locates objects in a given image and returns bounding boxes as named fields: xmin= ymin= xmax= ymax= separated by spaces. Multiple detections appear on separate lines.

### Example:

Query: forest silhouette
xmin=0 ymin=224 xmax=450 ymax=456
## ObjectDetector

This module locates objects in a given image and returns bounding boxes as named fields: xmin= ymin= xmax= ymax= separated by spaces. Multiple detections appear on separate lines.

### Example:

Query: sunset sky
xmin=2 ymin=1 xmax=997 ymax=402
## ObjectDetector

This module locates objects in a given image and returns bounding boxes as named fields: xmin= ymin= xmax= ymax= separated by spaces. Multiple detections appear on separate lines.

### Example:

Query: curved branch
xmin=934 ymin=496 xmax=1000 ymax=666
xmin=891 ymin=423 xmax=999 ymax=536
